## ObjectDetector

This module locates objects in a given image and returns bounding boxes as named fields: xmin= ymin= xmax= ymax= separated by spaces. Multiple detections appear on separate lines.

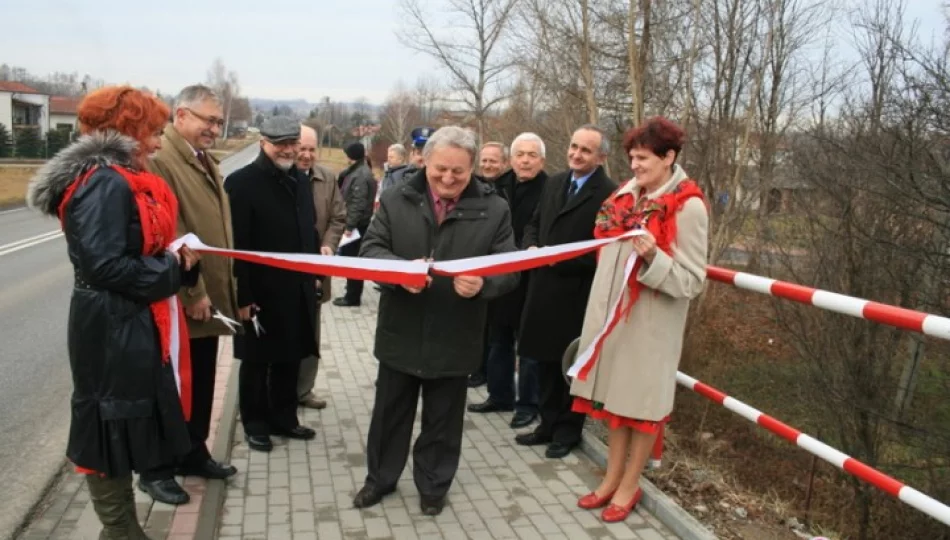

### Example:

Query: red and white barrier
xmin=707 ymin=266 xmax=950 ymax=341
xmin=676 ymin=371 xmax=950 ymax=526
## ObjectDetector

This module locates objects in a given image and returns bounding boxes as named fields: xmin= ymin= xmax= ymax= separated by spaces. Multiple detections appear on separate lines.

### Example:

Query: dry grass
xmin=0 ymin=166 xmax=39 ymax=207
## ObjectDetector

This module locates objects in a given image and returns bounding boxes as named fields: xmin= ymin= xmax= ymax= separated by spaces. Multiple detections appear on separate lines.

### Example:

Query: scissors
xmin=209 ymin=306 xmax=241 ymax=334
xmin=249 ymin=306 xmax=265 ymax=337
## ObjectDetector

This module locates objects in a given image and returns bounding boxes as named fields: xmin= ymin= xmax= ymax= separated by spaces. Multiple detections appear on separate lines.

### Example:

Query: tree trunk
xmin=580 ymin=0 xmax=599 ymax=125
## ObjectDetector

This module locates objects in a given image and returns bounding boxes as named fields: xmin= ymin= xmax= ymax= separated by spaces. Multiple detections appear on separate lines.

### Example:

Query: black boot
xmin=85 ymin=475 xmax=151 ymax=539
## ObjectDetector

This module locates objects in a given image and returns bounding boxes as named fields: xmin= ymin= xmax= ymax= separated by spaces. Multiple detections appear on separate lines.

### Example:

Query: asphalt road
xmin=0 ymin=142 xmax=258 ymax=540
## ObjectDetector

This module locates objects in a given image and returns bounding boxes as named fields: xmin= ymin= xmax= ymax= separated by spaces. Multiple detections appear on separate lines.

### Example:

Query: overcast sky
xmin=0 ymin=1 xmax=946 ymax=106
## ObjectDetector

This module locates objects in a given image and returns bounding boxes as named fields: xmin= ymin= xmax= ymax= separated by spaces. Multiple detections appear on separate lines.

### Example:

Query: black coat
xmin=27 ymin=131 xmax=196 ymax=475
xmin=225 ymin=152 xmax=320 ymax=363
xmin=518 ymin=166 xmax=617 ymax=362
xmin=360 ymin=169 xmax=519 ymax=378
xmin=338 ymin=162 xmax=377 ymax=232
xmin=489 ymin=169 xmax=547 ymax=329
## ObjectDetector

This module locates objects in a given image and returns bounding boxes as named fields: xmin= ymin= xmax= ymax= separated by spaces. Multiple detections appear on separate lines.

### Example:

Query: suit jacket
xmin=148 ymin=124 xmax=239 ymax=337
xmin=518 ymin=165 xmax=617 ymax=362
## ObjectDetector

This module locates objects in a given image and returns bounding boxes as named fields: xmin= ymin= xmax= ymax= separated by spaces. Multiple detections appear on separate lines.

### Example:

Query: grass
xmin=0 ymin=166 xmax=39 ymax=207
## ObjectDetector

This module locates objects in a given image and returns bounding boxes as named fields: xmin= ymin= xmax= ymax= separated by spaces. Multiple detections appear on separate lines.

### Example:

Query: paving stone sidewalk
xmin=217 ymin=279 xmax=680 ymax=540
xmin=16 ymin=338 xmax=235 ymax=540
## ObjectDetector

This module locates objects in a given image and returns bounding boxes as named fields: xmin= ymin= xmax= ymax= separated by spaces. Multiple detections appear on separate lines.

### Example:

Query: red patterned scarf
xmin=575 ymin=176 xmax=706 ymax=381
xmin=58 ymin=166 xmax=192 ymax=420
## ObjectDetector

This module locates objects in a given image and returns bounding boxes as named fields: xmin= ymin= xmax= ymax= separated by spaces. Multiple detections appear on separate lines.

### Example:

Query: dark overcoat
xmin=225 ymin=152 xmax=320 ymax=363
xmin=517 ymin=166 xmax=617 ymax=362
xmin=489 ymin=169 xmax=547 ymax=329
xmin=360 ymin=169 xmax=519 ymax=378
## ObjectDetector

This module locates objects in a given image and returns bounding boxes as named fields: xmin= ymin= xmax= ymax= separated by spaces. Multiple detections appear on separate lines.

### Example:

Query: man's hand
xmin=320 ymin=246 xmax=334 ymax=256
xmin=238 ymin=304 xmax=258 ymax=321
xmin=342 ymin=230 xmax=353 ymax=240
xmin=185 ymin=296 xmax=213 ymax=322
xmin=453 ymin=275 xmax=484 ymax=298
xmin=402 ymin=259 xmax=433 ymax=294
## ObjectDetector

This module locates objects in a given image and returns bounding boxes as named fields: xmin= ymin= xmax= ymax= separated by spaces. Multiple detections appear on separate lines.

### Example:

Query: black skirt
xmin=66 ymin=359 xmax=191 ymax=478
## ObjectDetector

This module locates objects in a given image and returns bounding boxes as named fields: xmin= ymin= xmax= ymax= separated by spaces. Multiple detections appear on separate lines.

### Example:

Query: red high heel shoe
xmin=601 ymin=488 xmax=643 ymax=522
xmin=577 ymin=489 xmax=616 ymax=510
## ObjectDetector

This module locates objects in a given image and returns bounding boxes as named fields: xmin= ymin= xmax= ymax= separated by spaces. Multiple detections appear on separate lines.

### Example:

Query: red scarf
xmin=58 ymin=166 xmax=192 ymax=421
xmin=575 ymin=176 xmax=706 ymax=381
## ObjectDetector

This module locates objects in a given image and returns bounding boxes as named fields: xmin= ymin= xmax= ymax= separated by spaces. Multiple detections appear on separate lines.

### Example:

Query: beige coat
xmin=570 ymin=166 xmax=708 ymax=421
xmin=148 ymin=125 xmax=239 ymax=337
xmin=309 ymin=163 xmax=347 ymax=303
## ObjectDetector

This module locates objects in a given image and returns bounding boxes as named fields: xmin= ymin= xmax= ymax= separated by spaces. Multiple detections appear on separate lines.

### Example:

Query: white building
xmin=0 ymin=81 xmax=50 ymax=137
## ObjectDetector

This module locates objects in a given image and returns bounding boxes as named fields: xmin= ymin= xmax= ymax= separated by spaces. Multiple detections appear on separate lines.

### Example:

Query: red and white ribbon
xmin=171 ymin=230 xmax=645 ymax=284
xmin=677 ymin=371 xmax=950 ymax=526
xmin=566 ymin=251 xmax=639 ymax=379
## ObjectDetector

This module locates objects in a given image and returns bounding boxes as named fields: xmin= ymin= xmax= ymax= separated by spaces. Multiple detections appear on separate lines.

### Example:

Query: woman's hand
xmin=178 ymin=246 xmax=201 ymax=271
xmin=632 ymin=231 xmax=658 ymax=263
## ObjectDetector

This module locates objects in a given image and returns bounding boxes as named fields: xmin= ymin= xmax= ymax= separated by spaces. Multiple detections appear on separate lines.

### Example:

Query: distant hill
xmin=248 ymin=97 xmax=382 ymax=115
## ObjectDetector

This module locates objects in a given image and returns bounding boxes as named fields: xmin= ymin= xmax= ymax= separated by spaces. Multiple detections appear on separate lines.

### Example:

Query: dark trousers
xmin=239 ymin=359 xmax=301 ymax=437
xmin=535 ymin=360 xmax=585 ymax=445
xmin=365 ymin=363 xmax=468 ymax=500
xmin=486 ymin=322 xmax=538 ymax=414
xmin=340 ymin=236 xmax=364 ymax=303
xmin=141 ymin=336 xmax=218 ymax=481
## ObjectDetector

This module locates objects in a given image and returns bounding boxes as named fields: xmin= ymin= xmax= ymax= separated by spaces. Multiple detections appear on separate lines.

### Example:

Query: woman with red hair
xmin=27 ymin=86 xmax=199 ymax=539
xmin=568 ymin=116 xmax=708 ymax=522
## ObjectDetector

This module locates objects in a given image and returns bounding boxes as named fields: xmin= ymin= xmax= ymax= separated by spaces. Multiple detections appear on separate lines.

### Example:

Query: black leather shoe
xmin=510 ymin=411 xmax=538 ymax=429
xmin=420 ymin=496 xmax=445 ymax=516
xmin=467 ymin=373 xmax=487 ymax=388
xmin=545 ymin=441 xmax=576 ymax=459
xmin=467 ymin=399 xmax=514 ymax=414
xmin=515 ymin=431 xmax=553 ymax=446
xmin=274 ymin=425 xmax=316 ymax=440
xmin=137 ymin=478 xmax=190 ymax=505
xmin=246 ymin=435 xmax=273 ymax=452
xmin=177 ymin=458 xmax=238 ymax=480
xmin=353 ymin=484 xmax=394 ymax=509
xmin=333 ymin=297 xmax=361 ymax=307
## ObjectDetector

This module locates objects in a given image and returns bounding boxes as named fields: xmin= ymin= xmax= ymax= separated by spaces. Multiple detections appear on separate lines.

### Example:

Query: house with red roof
xmin=0 ymin=81 xmax=51 ymax=136
xmin=49 ymin=95 xmax=80 ymax=132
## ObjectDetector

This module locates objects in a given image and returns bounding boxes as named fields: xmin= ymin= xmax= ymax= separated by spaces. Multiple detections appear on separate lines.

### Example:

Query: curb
xmin=580 ymin=431 xmax=717 ymax=540
xmin=193 ymin=358 xmax=240 ymax=540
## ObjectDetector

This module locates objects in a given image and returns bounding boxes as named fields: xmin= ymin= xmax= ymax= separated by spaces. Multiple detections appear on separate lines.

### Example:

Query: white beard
xmin=275 ymin=158 xmax=294 ymax=171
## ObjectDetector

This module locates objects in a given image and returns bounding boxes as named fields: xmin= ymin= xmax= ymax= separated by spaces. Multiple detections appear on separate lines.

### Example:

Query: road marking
xmin=0 ymin=230 xmax=63 ymax=258
xmin=0 ymin=207 xmax=25 ymax=216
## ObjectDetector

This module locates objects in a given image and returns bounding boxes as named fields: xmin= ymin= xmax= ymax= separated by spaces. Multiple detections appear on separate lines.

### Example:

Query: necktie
xmin=196 ymin=151 xmax=211 ymax=173
xmin=567 ymin=179 xmax=580 ymax=198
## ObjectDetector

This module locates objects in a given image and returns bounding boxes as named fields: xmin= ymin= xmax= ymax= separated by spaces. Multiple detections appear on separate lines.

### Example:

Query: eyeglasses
xmin=185 ymin=108 xmax=225 ymax=128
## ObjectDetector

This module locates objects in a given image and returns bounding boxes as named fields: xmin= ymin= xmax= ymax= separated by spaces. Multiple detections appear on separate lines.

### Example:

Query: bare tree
xmin=400 ymin=0 xmax=519 ymax=142
xmin=206 ymin=57 xmax=242 ymax=138
xmin=380 ymin=83 xmax=423 ymax=144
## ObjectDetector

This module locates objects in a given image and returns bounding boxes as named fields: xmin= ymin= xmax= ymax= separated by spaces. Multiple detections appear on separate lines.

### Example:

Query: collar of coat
xmin=27 ymin=130 xmax=137 ymax=217
xmin=307 ymin=163 xmax=335 ymax=183
xmin=402 ymin=167 xmax=496 ymax=206
xmin=162 ymin=124 xmax=220 ymax=171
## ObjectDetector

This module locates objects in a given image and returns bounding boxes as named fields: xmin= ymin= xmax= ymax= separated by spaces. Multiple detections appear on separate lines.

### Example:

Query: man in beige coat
xmin=142 ymin=85 xmax=240 ymax=505
xmin=296 ymin=124 xmax=346 ymax=409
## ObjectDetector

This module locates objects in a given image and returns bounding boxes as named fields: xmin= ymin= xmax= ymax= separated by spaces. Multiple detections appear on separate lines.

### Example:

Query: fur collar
xmin=27 ymin=130 xmax=138 ymax=216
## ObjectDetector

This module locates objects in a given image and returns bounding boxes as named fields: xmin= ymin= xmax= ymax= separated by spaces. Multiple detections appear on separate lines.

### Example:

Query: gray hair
xmin=175 ymin=84 xmax=221 ymax=110
xmin=422 ymin=126 xmax=478 ymax=165
xmin=576 ymin=123 xmax=610 ymax=155
xmin=388 ymin=143 xmax=407 ymax=160
xmin=480 ymin=141 xmax=509 ymax=160
xmin=510 ymin=132 xmax=546 ymax=159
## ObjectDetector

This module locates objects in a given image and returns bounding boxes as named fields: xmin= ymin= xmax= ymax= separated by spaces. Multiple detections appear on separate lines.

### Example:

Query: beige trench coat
xmin=309 ymin=163 xmax=346 ymax=303
xmin=570 ymin=166 xmax=708 ymax=422
xmin=148 ymin=125 xmax=239 ymax=338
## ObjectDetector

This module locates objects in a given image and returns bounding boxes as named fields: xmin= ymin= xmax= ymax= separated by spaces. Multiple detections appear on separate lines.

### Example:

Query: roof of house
xmin=50 ymin=96 xmax=81 ymax=115
xmin=0 ymin=81 xmax=42 ymax=93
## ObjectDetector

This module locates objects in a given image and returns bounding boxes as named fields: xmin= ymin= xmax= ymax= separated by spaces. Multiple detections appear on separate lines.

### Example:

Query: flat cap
xmin=260 ymin=116 xmax=300 ymax=142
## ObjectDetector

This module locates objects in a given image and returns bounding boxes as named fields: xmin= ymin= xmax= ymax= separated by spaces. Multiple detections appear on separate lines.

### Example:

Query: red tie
xmin=196 ymin=151 xmax=211 ymax=173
